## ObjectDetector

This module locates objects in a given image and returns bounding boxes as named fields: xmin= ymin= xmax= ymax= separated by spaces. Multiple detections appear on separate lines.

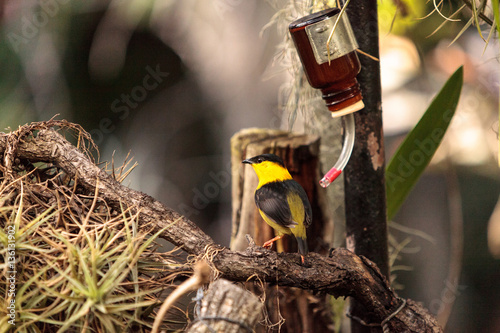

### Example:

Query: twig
xmin=461 ymin=0 xmax=494 ymax=26
xmin=437 ymin=162 xmax=464 ymax=328
xmin=152 ymin=261 xmax=211 ymax=333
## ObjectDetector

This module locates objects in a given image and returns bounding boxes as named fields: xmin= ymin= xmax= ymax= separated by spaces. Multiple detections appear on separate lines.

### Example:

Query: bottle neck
xmin=320 ymin=78 xmax=363 ymax=113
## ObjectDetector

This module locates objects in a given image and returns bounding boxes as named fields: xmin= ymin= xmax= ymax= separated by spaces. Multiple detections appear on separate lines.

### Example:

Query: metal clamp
xmin=305 ymin=12 xmax=358 ymax=65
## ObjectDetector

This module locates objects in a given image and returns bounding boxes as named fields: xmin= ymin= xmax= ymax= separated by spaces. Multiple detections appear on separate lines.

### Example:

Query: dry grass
xmin=0 ymin=123 xmax=192 ymax=333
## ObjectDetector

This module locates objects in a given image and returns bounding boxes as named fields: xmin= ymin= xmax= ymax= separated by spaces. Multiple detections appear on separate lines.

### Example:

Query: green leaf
xmin=386 ymin=66 xmax=463 ymax=220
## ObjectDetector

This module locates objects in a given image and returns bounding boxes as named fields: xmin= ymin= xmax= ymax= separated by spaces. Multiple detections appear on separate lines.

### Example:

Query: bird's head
xmin=242 ymin=154 xmax=292 ymax=185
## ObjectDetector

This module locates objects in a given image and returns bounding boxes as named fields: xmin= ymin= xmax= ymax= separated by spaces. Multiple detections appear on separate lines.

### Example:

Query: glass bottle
xmin=289 ymin=8 xmax=364 ymax=116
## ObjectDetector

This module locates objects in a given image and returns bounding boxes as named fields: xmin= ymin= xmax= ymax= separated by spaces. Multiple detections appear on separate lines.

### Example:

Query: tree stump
xmin=187 ymin=279 xmax=263 ymax=333
xmin=230 ymin=128 xmax=336 ymax=332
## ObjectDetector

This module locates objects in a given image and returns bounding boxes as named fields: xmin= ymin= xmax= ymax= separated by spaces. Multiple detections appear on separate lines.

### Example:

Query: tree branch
xmin=0 ymin=127 xmax=442 ymax=332
xmin=0 ymin=128 xmax=213 ymax=255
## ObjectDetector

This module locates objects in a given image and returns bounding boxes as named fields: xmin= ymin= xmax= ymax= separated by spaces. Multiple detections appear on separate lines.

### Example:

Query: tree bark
xmin=230 ymin=128 xmax=335 ymax=332
xmin=187 ymin=279 xmax=263 ymax=333
xmin=0 ymin=124 xmax=442 ymax=332
xmin=345 ymin=2 xmax=389 ymax=331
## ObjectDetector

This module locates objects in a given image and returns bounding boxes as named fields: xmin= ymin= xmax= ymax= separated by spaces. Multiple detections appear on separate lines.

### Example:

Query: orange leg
xmin=262 ymin=235 xmax=284 ymax=249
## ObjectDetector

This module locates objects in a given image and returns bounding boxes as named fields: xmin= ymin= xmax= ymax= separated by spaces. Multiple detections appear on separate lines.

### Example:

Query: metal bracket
xmin=305 ymin=12 xmax=358 ymax=65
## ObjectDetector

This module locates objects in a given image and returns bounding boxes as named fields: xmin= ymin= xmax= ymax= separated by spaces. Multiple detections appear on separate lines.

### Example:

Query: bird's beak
xmin=242 ymin=159 xmax=253 ymax=165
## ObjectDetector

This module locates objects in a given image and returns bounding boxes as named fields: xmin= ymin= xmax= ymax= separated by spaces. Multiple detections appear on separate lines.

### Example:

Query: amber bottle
xmin=289 ymin=8 xmax=364 ymax=116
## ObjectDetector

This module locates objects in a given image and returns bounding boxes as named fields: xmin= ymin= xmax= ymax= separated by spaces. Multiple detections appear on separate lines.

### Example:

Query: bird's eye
xmin=257 ymin=158 xmax=263 ymax=163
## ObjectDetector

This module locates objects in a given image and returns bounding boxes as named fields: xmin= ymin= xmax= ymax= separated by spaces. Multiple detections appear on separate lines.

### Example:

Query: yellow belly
xmin=259 ymin=210 xmax=292 ymax=236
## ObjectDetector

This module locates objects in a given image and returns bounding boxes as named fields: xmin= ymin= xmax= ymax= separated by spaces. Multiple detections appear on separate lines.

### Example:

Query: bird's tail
xmin=296 ymin=236 xmax=308 ymax=256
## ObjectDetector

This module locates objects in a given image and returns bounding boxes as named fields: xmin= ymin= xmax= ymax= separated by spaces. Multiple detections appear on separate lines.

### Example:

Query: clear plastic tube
xmin=319 ymin=113 xmax=355 ymax=188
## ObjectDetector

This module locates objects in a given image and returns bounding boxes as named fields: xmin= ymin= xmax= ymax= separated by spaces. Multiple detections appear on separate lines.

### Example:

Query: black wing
xmin=255 ymin=180 xmax=312 ymax=229
xmin=255 ymin=182 xmax=296 ymax=229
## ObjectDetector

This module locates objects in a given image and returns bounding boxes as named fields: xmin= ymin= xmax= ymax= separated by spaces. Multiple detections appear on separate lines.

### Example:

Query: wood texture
xmin=345 ymin=1 xmax=389 ymax=331
xmin=187 ymin=279 xmax=262 ymax=333
xmin=230 ymin=128 xmax=333 ymax=253
xmin=230 ymin=128 xmax=335 ymax=332
xmin=0 ymin=126 xmax=442 ymax=332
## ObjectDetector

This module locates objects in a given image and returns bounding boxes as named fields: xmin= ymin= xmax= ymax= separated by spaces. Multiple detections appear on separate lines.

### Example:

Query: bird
xmin=242 ymin=153 xmax=312 ymax=263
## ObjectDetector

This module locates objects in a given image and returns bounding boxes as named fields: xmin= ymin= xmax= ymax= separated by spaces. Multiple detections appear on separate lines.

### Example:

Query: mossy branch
xmin=0 ymin=124 xmax=442 ymax=332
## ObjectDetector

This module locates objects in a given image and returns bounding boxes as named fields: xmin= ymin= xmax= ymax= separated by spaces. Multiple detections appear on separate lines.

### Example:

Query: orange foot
xmin=301 ymin=255 xmax=305 ymax=264
xmin=262 ymin=235 xmax=284 ymax=249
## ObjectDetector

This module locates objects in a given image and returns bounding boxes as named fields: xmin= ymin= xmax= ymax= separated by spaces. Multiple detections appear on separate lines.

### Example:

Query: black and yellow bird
xmin=243 ymin=154 xmax=312 ymax=262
